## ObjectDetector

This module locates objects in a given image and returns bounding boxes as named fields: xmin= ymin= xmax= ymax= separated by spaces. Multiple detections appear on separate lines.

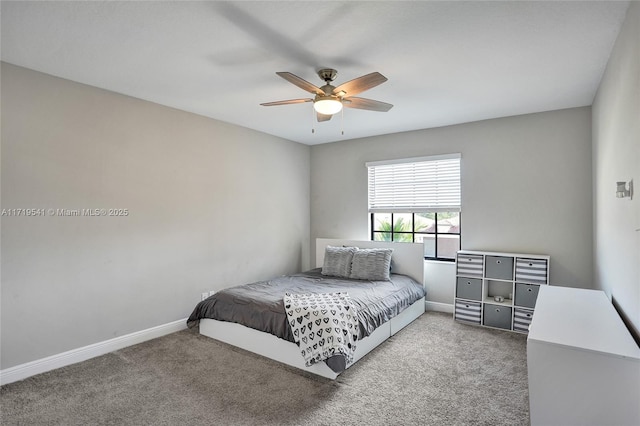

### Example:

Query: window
xmin=367 ymin=154 xmax=461 ymax=261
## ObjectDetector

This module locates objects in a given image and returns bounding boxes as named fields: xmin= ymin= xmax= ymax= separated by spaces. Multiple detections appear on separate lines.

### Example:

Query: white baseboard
xmin=0 ymin=318 xmax=188 ymax=386
xmin=425 ymin=301 xmax=454 ymax=314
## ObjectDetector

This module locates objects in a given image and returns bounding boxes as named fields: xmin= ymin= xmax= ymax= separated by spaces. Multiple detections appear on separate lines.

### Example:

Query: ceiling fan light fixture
xmin=313 ymin=96 xmax=343 ymax=115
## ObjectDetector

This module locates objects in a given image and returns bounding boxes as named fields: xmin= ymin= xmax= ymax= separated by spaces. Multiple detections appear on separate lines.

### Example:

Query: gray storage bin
xmin=456 ymin=277 xmax=482 ymax=301
xmin=485 ymin=256 xmax=514 ymax=280
xmin=455 ymin=299 xmax=481 ymax=324
xmin=515 ymin=283 xmax=540 ymax=308
xmin=483 ymin=304 xmax=512 ymax=330
xmin=515 ymin=258 xmax=548 ymax=284
xmin=513 ymin=308 xmax=534 ymax=333
xmin=456 ymin=253 xmax=484 ymax=278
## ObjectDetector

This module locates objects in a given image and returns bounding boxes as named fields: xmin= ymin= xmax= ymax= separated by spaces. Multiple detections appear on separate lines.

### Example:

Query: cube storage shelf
xmin=454 ymin=250 xmax=550 ymax=333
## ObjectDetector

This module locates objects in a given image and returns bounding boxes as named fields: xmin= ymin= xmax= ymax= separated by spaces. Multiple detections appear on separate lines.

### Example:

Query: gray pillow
xmin=322 ymin=246 xmax=357 ymax=278
xmin=350 ymin=248 xmax=394 ymax=281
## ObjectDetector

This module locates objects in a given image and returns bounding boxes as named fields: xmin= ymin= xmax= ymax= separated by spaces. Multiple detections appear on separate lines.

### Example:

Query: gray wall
xmin=311 ymin=107 xmax=593 ymax=296
xmin=592 ymin=2 xmax=640 ymax=337
xmin=0 ymin=63 xmax=311 ymax=369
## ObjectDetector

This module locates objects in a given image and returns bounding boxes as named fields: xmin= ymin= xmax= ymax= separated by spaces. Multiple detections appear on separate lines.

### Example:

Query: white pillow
xmin=321 ymin=246 xmax=357 ymax=278
xmin=349 ymin=248 xmax=393 ymax=281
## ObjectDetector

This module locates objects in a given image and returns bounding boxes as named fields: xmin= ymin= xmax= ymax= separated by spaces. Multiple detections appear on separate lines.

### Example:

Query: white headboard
xmin=315 ymin=238 xmax=425 ymax=285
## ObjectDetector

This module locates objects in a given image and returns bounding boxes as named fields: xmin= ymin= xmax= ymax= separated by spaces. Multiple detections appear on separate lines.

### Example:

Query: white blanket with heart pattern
xmin=284 ymin=292 xmax=359 ymax=367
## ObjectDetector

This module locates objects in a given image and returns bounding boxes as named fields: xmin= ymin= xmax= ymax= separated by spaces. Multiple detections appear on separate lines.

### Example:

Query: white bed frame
xmin=199 ymin=238 xmax=426 ymax=379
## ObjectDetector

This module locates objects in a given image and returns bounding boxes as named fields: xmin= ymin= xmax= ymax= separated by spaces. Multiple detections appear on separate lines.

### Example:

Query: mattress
xmin=187 ymin=268 xmax=426 ymax=343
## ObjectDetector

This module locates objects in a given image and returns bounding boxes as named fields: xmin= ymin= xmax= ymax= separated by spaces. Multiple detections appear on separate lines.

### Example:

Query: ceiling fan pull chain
xmin=341 ymin=107 xmax=344 ymax=136
xmin=311 ymin=103 xmax=315 ymax=134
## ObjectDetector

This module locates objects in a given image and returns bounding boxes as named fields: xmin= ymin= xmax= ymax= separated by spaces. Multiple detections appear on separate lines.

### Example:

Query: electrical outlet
xmin=208 ymin=290 xmax=216 ymax=297
xmin=201 ymin=292 xmax=209 ymax=301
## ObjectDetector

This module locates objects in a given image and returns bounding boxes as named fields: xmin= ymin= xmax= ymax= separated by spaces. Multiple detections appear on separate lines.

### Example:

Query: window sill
xmin=423 ymin=258 xmax=455 ymax=264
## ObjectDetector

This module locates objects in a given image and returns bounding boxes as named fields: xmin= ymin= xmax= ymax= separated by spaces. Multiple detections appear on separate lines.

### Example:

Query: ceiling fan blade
xmin=276 ymin=72 xmax=325 ymax=95
xmin=260 ymin=98 xmax=313 ymax=106
xmin=343 ymin=97 xmax=393 ymax=112
xmin=332 ymin=72 xmax=387 ymax=97
xmin=316 ymin=112 xmax=332 ymax=122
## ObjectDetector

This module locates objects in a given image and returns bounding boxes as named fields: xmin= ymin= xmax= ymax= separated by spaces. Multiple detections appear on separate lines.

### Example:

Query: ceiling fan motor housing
xmin=319 ymin=84 xmax=337 ymax=97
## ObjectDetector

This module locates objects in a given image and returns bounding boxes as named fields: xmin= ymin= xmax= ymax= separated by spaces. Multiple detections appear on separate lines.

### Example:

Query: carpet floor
xmin=0 ymin=312 xmax=530 ymax=425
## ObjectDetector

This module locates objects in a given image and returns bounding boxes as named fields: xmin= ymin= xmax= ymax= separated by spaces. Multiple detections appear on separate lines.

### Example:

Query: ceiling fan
xmin=261 ymin=69 xmax=393 ymax=122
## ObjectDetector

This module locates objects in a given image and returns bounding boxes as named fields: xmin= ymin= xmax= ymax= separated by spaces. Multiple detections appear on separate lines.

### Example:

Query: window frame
xmin=370 ymin=212 xmax=461 ymax=262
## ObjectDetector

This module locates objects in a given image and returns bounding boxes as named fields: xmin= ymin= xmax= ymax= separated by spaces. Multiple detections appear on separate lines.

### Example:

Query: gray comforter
xmin=187 ymin=268 xmax=426 ymax=372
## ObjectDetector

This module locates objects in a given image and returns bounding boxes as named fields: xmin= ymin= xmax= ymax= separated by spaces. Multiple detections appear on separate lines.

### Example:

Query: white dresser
xmin=527 ymin=286 xmax=640 ymax=426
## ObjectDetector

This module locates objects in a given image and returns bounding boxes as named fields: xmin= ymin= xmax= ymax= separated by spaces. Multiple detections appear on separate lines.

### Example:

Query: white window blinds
xmin=366 ymin=154 xmax=461 ymax=213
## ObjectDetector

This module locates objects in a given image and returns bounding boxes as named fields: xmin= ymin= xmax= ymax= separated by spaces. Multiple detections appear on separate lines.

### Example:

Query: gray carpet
xmin=0 ymin=312 xmax=530 ymax=425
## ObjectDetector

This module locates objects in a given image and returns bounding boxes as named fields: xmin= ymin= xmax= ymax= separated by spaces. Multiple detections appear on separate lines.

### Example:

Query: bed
xmin=187 ymin=238 xmax=426 ymax=379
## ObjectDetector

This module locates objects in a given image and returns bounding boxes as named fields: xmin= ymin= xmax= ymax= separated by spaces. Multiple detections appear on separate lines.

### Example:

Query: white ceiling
xmin=1 ymin=1 xmax=630 ymax=145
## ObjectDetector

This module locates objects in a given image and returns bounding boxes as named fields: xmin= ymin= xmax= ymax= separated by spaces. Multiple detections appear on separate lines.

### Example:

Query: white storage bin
xmin=456 ymin=254 xmax=483 ymax=278
xmin=455 ymin=299 xmax=481 ymax=324
xmin=515 ymin=258 xmax=548 ymax=284
xmin=513 ymin=307 xmax=534 ymax=333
